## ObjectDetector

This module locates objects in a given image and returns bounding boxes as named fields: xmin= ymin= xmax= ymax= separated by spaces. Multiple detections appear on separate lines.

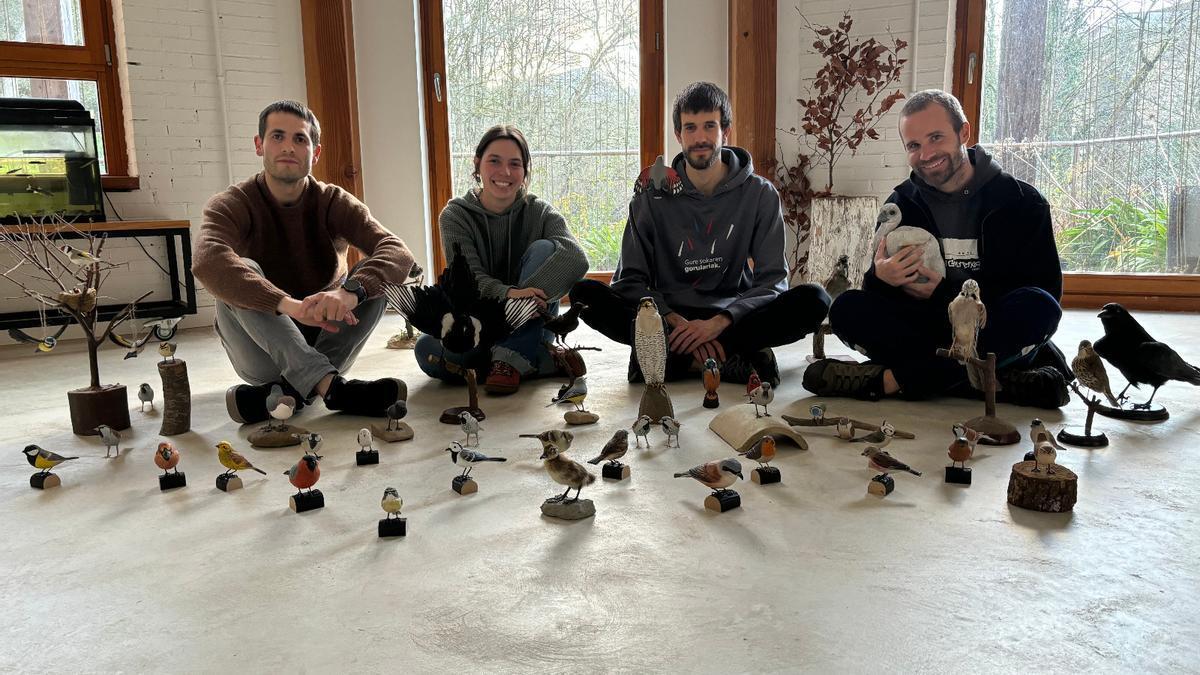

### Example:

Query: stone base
xmin=356 ymin=449 xmax=380 ymax=466
xmin=248 ymin=423 xmax=307 ymax=448
xmin=378 ymin=517 xmax=407 ymax=537
xmin=541 ymin=498 xmax=596 ymax=520
xmin=216 ymin=474 xmax=243 ymax=492
xmin=945 ymin=466 xmax=972 ymax=485
xmin=159 ymin=472 xmax=186 ymax=491
xmin=290 ymin=489 xmax=325 ymax=513
xmin=704 ymin=490 xmax=741 ymax=512
xmin=751 ymin=467 xmax=781 ymax=485
xmin=868 ymin=474 xmax=895 ymax=496
xmin=1057 ymin=428 xmax=1109 ymax=448
xmin=564 ymin=410 xmax=599 ymax=425
xmin=370 ymin=422 xmax=414 ymax=442
xmin=602 ymin=463 xmax=630 ymax=481
xmin=452 ymin=475 xmax=477 ymax=495
xmin=30 ymin=473 xmax=61 ymax=489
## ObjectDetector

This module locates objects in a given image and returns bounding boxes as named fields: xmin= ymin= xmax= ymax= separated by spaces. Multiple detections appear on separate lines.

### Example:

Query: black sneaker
xmin=225 ymin=381 xmax=305 ymax=424
xmin=997 ymin=365 xmax=1069 ymax=409
xmin=722 ymin=348 xmax=780 ymax=386
xmin=324 ymin=376 xmax=408 ymax=417
xmin=802 ymin=359 xmax=886 ymax=400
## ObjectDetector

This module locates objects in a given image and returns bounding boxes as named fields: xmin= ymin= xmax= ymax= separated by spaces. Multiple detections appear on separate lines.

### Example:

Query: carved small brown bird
xmin=738 ymin=435 xmax=776 ymax=469
xmin=702 ymin=358 xmax=721 ymax=408
xmin=1072 ymin=339 xmax=1119 ymax=407
xmin=947 ymin=437 xmax=972 ymax=469
xmin=154 ymin=441 xmax=181 ymax=475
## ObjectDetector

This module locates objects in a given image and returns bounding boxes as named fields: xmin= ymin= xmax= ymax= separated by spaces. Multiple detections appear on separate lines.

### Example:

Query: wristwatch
xmin=341 ymin=277 xmax=367 ymax=304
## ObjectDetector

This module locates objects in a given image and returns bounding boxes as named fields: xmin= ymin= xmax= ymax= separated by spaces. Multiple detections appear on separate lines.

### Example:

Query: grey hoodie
xmin=438 ymin=188 xmax=589 ymax=301
xmin=611 ymin=146 xmax=788 ymax=322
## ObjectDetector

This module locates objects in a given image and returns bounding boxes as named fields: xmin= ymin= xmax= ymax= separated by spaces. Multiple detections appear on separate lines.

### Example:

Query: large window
xmin=0 ymin=0 xmax=132 ymax=187
xmin=421 ymin=0 xmax=663 ymax=273
xmin=975 ymin=0 xmax=1198 ymax=276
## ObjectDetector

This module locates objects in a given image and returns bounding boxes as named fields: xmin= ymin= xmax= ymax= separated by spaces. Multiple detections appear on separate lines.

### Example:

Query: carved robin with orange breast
xmin=154 ymin=441 xmax=181 ymax=475
xmin=947 ymin=437 xmax=972 ymax=469
xmin=284 ymin=454 xmax=321 ymax=494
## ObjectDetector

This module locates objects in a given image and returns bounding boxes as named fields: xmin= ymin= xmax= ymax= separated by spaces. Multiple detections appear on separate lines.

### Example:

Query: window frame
xmin=953 ymin=0 xmax=1199 ymax=311
xmin=0 ymin=0 xmax=136 ymax=190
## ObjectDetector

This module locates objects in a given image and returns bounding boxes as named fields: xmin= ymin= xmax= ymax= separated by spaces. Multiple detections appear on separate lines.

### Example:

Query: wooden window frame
xmin=0 ymin=0 xmax=136 ymax=191
xmin=953 ymin=0 xmax=1199 ymax=312
xmin=417 ymin=0 xmax=665 ymax=274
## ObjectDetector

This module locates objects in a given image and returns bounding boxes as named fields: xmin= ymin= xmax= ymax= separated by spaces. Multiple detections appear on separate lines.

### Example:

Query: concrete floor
xmin=1 ymin=308 xmax=1197 ymax=672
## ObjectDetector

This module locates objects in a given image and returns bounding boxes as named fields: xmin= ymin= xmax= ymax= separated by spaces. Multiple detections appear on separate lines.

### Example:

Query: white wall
xmin=662 ymin=0 xmax=728 ymax=155
xmin=353 ymin=0 xmax=431 ymax=276
xmin=777 ymin=0 xmax=955 ymax=198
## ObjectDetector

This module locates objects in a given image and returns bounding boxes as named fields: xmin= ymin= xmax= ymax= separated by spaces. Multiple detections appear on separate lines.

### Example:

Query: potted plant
xmin=0 ymin=216 xmax=152 ymax=435
xmin=769 ymin=10 xmax=907 ymax=287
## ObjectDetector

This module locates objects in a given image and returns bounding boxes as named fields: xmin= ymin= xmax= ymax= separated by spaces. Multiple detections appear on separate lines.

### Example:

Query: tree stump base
xmin=68 ymin=384 xmax=131 ymax=436
xmin=158 ymin=359 xmax=191 ymax=436
xmin=1007 ymin=460 xmax=1077 ymax=512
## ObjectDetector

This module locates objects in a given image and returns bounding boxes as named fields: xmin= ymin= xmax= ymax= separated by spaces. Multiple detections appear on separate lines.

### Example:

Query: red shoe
xmin=484 ymin=360 xmax=521 ymax=395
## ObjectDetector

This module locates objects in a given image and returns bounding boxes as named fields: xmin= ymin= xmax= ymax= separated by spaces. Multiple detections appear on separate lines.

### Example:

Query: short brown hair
xmin=472 ymin=124 xmax=532 ymax=182
xmin=258 ymin=100 xmax=321 ymax=145
xmin=900 ymin=90 xmax=967 ymax=135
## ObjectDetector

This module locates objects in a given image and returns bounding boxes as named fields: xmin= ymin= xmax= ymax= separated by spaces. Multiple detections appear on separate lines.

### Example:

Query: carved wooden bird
xmin=739 ymin=435 xmax=776 ymax=468
xmin=543 ymin=302 xmax=587 ymax=346
xmin=702 ymin=357 xmax=721 ymax=408
xmin=947 ymin=437 xmax=972 ymax=469
xmin=1094 ymin=302 xmax=1200 ymax=408
xmin=634 ymin=297 xmax=667 ymax=387
xmin=674 ymin=458 xmax=743 ymax=492
xmin=284 ymin=453 xmax=322 ymax=494
xmin=634 ymin=154 xmax=683 ymax=197
xmin=153 ymin=441 xmax=181 ymax=474
xmin=587 ymin=430 xmax=629 ymax=465
xmin=823 ymin=254 xmax=852 ymax=301
xmin=861 ymin=447 xmax=921 ymax=477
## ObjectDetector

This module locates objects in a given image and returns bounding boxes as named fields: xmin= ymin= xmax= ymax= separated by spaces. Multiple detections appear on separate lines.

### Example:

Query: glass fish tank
xmin=0 ymin=98 xmax=103 ymax=223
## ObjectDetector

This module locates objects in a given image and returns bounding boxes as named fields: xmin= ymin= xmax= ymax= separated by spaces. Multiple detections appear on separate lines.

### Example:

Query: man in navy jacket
xmin=804 ymin=89 xmax=1071 ymax=408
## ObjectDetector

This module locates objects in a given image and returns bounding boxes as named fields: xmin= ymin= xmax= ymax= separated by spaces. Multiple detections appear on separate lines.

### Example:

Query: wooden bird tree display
xmin=0 ymin=216 xmax=152 ymax=435
xmin=935 ymin=348 xmax=1020 ymax=445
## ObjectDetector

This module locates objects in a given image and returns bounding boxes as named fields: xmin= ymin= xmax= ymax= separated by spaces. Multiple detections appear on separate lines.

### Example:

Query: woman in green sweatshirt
xmin=414 ymin=124 xmax=589 ymax=394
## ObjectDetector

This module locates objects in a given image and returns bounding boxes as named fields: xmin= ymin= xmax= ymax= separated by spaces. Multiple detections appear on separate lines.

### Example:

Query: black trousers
xmin=570 ymin=279 xmax=831 ymax=356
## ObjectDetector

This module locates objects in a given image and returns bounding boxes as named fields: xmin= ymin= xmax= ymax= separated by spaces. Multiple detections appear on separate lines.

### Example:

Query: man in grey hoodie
xmin=571 ymin=82 xmax=831 ymax=385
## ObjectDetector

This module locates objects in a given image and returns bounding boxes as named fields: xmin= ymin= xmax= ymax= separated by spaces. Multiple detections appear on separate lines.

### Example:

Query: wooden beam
xmin=640 ymin=0 xmax=666 ymax=169
xmin=728 ymin=0 xmax=776 ymax=176
xmin=1062 ymin=273 xmax=1200 ymax=312
xmin=417 ymin=0 xmax=451 ymax=275
xmin=300 ymin=0 xmax=363 ymax=199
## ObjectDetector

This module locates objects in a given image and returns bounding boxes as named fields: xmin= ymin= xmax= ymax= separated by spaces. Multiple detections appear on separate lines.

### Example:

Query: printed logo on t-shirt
xmin=676 ymin=219 xmax=734 ymax=275
xmin=941 ymin=237 xmax=980 ymax=271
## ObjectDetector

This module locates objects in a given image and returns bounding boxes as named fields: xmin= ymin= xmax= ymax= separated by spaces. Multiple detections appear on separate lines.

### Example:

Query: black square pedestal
xmin=945 ymin=466 xmax=972 ymax=485
xmin=378 ymin=518 xmax=407 ymax=537
xmin=159 ymin=472 xmax=187 ymax=491
xmin=290 ymin=489 xmax=325 ymax=513
xmin=356 ymin=450 xmax=379 ymax=466
xmin=704 ymin=490 xmax=741 ymax=512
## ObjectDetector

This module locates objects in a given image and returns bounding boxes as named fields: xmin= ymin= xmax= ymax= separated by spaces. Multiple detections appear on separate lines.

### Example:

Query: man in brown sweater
xmin=193 ymin=100 xmax=415 ymax=423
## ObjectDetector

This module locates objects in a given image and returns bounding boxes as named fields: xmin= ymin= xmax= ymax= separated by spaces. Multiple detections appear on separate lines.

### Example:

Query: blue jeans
xmin=829 ymin=286 xmax=1063 ymax=399
xmin=415 ymin=239 xmax=561 ymax=382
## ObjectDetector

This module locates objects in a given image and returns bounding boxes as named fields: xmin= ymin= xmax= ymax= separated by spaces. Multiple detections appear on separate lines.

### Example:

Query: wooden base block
xmin=440 ymin=406 xmax=485 ymax=425
xmin=704 ymin=490 xmax=741 ymax=512
xmin=289 ymin=489 xmax=325 ymax=513
xmin=356 ymin=449 xmax=380 ymax=466
xmin=68 ymin=384 xmax=131 ymax=436
xmin=751 ymin=467 xmax=781 ymax=485
xmin=370 ymin=422 xmax=414 ymax=442
xmin=602 ymin=463 xmax=630 ymax=480
xmin=30 ymin=472 xmax=61 ymax=489
xmin=703 ymin=394 xmax=719 ymax=409
xmin=158 ymin=472 xmax=187 ymax=491
xmin=945 ymin=466 xmax=972 ymax=485
xmin=216 ymin=474 xmax=243 ymax=492
xmin=452 ymin=475 xmax=478 ymax=495
xmin=378 ymin=517 xmax=407 ymax=537
xmin=1007 ymin=460 xmax=1077 ymax=512
xmin=868 ymin=474 xmax=895 ymax=496
xmin=1057 ymin=428 xmax=1109 ymax=448
xmin=541 ymin=498 xmax=596 ymax=520
xmin=1095 ymin=402 xmax=1169 ymax=422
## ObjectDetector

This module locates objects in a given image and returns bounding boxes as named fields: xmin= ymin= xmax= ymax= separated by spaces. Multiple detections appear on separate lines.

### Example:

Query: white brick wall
xmin=777 ymin=0 xmax=955 ymax=199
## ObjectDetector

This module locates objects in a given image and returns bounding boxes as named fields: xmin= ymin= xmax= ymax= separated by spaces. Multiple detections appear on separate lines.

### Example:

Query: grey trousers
xmin=214 ymin=259 xmax=387 ymax=398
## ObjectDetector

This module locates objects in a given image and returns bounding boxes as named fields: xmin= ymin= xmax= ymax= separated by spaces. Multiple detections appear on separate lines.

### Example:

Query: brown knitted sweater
xmin=193 ymin=173 xmax=414 ymax=313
